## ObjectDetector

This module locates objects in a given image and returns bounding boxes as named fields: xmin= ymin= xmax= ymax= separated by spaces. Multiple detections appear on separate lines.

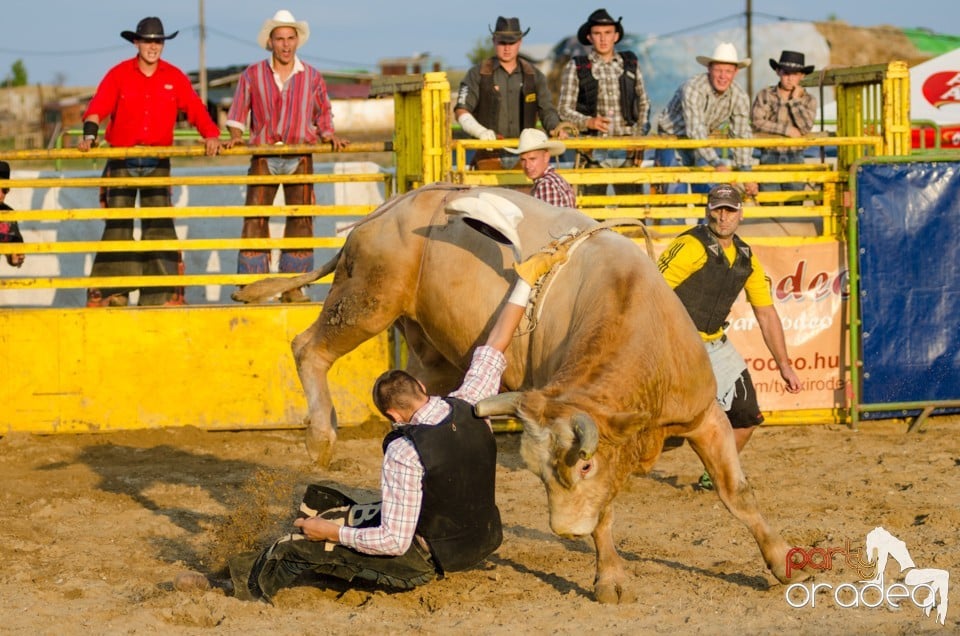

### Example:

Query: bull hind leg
xmin=684 ymin=402 xmax=793 ymax=584
xmin=292 ymin=268 xmax=409 ymax=466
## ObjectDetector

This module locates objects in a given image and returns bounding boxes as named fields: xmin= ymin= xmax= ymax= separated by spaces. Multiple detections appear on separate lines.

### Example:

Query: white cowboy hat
xmin=257 ymin=10 xmax=310 ymax=50
xmin=505 ymin=128 xmax=566 ymax=156
xmin=445 ymin=192 xmax=524 ymax=259
xmin=696 ymin=42 xmax=751 ymax=69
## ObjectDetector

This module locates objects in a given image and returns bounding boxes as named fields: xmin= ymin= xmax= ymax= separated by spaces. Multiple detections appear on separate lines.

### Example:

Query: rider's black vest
xmin=475 ymin=57 xmax=539 ymax=132
xmin=672 ymin=224 xmax=754 ymax=334
xmin=383 ymin=397 xmax=502 ymax=573
xmin=573 ymin=51 xmax=640 ymax=131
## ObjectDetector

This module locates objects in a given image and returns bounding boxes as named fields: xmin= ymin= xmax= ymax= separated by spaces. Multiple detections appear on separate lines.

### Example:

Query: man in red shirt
xmin=79 ymin=17 xmax=221 ymax=307
xmin=225 ymin=10 xmax=348 ymax=303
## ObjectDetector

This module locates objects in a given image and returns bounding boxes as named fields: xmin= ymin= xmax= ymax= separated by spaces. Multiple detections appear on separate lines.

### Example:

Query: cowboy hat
xmin=121 ymin=17 xmax=178 ymax=43
xmin=577 ymin=8 xmax=624 ymax=46
xmin=696 ymin=42 xmax=750 ymax=69
xmin=257 ymin=9 xmax=310 ymax=50
xmin=769 ymin=50 xmax=814 ymax=75
xmin=505 ymin=129 xmax=566 ymax=156
xmin=489 ymin=16 xmax=529 ymax=44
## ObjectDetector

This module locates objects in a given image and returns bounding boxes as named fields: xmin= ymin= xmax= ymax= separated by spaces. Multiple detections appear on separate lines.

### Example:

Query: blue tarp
xmin=857 ymin=161 xmax=960 ymax=410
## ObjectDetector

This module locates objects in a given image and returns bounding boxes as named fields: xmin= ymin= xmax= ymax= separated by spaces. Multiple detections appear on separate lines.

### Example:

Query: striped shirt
xmin=557 ymin=50 xmax=650 ymax=137
xmin=225 ymin=56 xmax=335 ymax=144
xmin=751 ymin=84 xmax=818 ymax=153
xmin=339 ymin=345 xmax=507 ymax=555
xmin=655 ymin=73 xmax=753 ymax=169
xmin=532 ymin=166 xmax=576 ymax=208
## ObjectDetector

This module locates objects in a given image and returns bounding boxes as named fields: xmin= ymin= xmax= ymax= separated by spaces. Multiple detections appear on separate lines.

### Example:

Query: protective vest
xmin=475 ymin=57 xmax=539 ymax=133
xmin=672 ymin=224 xmax=753 ymax=334
xmin=573 ymin=51 xmax=640 ymax=130
xmin=382 ymin=397 xmax=502 ymax=573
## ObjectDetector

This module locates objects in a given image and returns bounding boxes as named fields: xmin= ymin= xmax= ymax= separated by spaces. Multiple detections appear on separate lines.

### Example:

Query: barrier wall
xmin=0 ymin=148 xmax=395 ymax=434
xmin=852 ymin=158 xmax=960 ymax=420
xmin=0 ymin=304 xmax=389 ymax=434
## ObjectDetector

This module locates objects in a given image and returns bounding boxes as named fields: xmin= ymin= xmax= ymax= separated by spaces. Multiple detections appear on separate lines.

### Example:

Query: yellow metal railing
xmin=0 ymin=143 xmax=392 ymax=296
xmin=451 ymin=135 xmax=881 ymax=238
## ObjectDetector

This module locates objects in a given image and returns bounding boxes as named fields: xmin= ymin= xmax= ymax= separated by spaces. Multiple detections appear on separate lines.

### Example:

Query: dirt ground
xmin=2 ymin=416 xmax=958 ymax=635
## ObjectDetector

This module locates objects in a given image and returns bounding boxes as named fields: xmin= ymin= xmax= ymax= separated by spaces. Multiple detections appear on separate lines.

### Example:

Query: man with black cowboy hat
xmin=78 ymin=17 xmax=221 ymax=307
xmin=455 ymin=16 xmax=561 ymax=170
xmin=655 ymin=42 xmax=757 ymax=198
xmin=225 ymin=10 xmax=348 ymax=303
xmin=557 ymin=8 xmax=650 ymax=196
xmin=657 ymin=183 xmax=801 ymax=489
xmin=751 ymin=50 xmax=818 ymax=200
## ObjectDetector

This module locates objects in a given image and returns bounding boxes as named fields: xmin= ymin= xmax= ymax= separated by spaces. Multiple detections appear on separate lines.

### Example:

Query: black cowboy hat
xmin=121 ymin=17 xmax=178 ymax=44
xmin=577 ymin=8 xmax=624 ymax=46
xmin=769 ymin=50 xmax=814 ymax=75
xmin=489 ymin=16 xmax=529 ymax=44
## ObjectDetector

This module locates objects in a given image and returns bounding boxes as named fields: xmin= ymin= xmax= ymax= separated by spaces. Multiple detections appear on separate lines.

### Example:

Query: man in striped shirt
xmin=229 ymin=241 xmax=569 ymax=601
xmin=507 ymin=129 xmax=576 ymax=208
xmin=225 ymin=10 xmax=348 ymax=303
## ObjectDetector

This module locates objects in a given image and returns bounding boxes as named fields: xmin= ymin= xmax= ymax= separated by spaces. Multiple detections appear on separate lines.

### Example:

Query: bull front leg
xmin=591 ymin=505 xmax=637 ymax=604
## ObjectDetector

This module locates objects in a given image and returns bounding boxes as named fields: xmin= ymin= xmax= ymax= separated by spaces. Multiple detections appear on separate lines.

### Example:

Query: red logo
xmin=921 ymin=71 xmax=960 ymax=108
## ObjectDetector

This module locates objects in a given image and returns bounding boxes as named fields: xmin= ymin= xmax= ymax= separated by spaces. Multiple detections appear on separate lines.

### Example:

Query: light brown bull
xmin=250 ymin=183 xmax=797 ymax=603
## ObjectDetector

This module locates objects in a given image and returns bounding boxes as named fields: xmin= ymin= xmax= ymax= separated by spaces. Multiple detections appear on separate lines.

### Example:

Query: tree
xmin=1 ymin=59 xmax=28 ymax=87
xmin=466 ymin=36 xmax=494 ymax=66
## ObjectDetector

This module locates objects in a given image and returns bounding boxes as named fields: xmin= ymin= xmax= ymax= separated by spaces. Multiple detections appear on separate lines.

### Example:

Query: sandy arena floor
xmin=1 ymin=417 xmax=957 ymax=634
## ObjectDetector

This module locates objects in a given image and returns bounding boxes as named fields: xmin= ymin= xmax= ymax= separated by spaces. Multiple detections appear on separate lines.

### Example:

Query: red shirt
xmin=83 ymin=57 xmax=220 ymax=147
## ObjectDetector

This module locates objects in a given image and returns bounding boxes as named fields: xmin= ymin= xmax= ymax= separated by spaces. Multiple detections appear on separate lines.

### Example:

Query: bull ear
xmin=474 ymin=391 xmax=524 ymax=417
xmin=572 ymin=413 xmax=599 ymax=460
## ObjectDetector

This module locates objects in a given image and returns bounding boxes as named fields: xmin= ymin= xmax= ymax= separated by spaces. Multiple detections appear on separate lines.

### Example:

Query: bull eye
xmin=579 ymin=461 xmax=592 ymax=477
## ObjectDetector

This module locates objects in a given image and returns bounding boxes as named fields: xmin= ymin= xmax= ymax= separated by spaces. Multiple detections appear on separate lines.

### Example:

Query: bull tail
xmin=230 ymin=251 xmax=342 ymax=304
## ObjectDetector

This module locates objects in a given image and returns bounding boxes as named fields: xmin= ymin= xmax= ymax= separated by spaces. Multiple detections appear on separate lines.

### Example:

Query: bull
xmin=238 ymin=183 xmax=797 ymax=603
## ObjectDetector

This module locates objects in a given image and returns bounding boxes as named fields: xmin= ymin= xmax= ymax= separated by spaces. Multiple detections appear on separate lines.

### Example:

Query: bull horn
xmin=572 ymin=413 xmax=599 ymax=460
xmin=474 ymin=392 xmax=523 ymax=417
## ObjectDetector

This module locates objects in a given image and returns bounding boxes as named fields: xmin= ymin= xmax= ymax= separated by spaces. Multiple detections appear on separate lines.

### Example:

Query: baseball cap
xmin=707 ymin=184 xmax=742 ymax=211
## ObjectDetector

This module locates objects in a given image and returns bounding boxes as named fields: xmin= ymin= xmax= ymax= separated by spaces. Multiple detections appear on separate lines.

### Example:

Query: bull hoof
xmin=594 ymin=579 xmax=637 ymax=604
xmin=305 ymin=427 xmax=337 ymax=468
xmin=772 ymin=562 xmax=813 ymax=585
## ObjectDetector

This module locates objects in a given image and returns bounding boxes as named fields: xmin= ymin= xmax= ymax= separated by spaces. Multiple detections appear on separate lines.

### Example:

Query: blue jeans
xmin=654 ymin=147 xmax=727 ymax=195
xmin=759 ymin=150 xmax=805 ymax=193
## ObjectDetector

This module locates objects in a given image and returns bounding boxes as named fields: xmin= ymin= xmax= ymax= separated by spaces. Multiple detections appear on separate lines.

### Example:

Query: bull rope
xmin=519 ymin=218 xmax=651 ymax=335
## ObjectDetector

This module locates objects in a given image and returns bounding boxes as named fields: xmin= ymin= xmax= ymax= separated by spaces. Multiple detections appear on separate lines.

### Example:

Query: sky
xmin=2 ymin=0 xmax=958 ymax=86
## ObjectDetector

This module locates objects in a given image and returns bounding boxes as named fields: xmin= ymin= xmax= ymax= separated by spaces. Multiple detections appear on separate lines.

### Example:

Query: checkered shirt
xmin=655 ymin=73 xmax=753 ymax=169
xmin=557 ymin=51 xmax=650 ymax=137
xmin=338 ymin=346 xmax=506 ymax=555
xmin=532 ymin=166 xmax=576 ymax=208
